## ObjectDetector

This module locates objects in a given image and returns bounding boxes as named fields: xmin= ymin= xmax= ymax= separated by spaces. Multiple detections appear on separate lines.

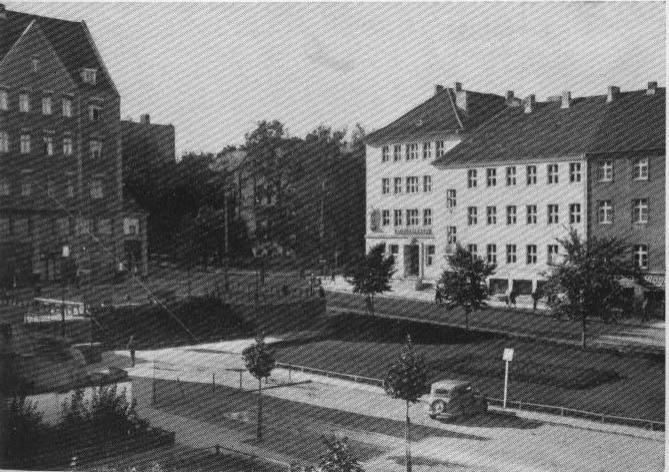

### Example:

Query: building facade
xmin=365 ymin=83 xmax=506 ymax=280
xmin=0 ymin=5 xmax=139 ymax=285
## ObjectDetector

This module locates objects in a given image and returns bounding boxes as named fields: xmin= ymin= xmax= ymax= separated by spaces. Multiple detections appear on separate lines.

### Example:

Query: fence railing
xmin=273 ymin=362 xmax=664 ymax=432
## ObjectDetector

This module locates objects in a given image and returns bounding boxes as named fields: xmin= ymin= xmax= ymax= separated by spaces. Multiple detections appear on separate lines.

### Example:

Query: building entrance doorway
xmin=404 ymin=244 xmax=420 ymax=277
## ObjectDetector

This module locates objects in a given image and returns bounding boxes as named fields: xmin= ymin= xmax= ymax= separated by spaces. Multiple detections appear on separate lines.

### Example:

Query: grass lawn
xmin=271 ymin=312 xmax=665 ymax=422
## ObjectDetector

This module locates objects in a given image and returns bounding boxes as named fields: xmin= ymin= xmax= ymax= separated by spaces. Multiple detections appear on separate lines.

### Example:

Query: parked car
xmin=423 ymin=380 xmax=488 ymax=420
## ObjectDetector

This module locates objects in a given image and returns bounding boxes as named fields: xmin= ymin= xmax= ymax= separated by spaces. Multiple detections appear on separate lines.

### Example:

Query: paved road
xmin=325 ymin=291 xmax=664 ymax=353
xmin=112 ymin=340 xmax=663 ymax=472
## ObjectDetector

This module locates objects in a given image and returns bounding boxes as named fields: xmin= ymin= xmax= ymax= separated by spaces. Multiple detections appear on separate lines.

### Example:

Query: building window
xmin=426 ymin=245 xmax=435 ymax=266
xmin=548 ymin=204 xmax=559 ymax=224
xmin=506 ymin=244 xmax=517 ymax=263
xmin=435 ymin=141 xmax=444 ymax=157
xmin=81 ymin=68 xmax=97 ymax=84
xmin=632 ymin=158 xmax=649 ymax=180
xmin=506 ymin=166 xmax=516 ymax=186
xmin=381 ymin=178 xmax=390 ymax=195
xmin=98 ymin=218 xmax=112 ymax=235
xmin=423 ymin=209 xmax=432 ymax=226
xmin=487 ymin=244 xmax=497 ymax=264
xmin=66 ymin=176 xmax=75 ymax=199
xmin=42 ymin=96 xmax=52 ymax=115
xmin=547 ymin=244 xmax=559 ymax=264
xmin=382 ymin=210 xmax=390 ymax=226
xmin=526 ymin=245 xmax=537 ymax=264
xmin=381 ymin=146 xmax=389 ymax=162
xmin=598 ymin=160 xmax=613 ymax=182
xmin=406 ymin=176 xmax=419 ymax=193
xmin=31 ymin=57 xmax=39 ymax=72
xmin=390 ymin=244 xmax=399 ymax=258
xmin=393 ymin=177 xmax=402 ymax=194
xmin=569 ymin=162 xmax=581 ymax=183
xmin=486 ymin=206 xmax=497 ymax=225
xmin=63 ymin=137 xmax=73 ymax=156
xmin=19 ymin=93 xmax=30 ymax=112
xmin=569 ymin=203 xmax=581 ymax=224
xmin=467 ymin=206 xmax=478 ymax=225
xmin=446 ymin=189 xmax=456 ymax=209
xmin=634 ymin=245 xmax=649 ymax=270
xmin=20 ymin=134 xmax=31 ymax=154
xmin=43 ymin=135 xmax=54 ymax=156
xmin=597 ymin=200 xmax=613 ymax=224
xmin=0 ymin=90 xmax=7 ymax=111
xmin=0 ymin=131 xmax=8 ymax=153
xmin=526 ymin=205 xmax=537 ymax=224
xmin=423 ymin=175 xmax=432 ymax=193
xmin=21 ymin=180 xmax=31 ymax=196
xmin=123 ymin=218 xmax=140 ymax=236
xmin=467 ymin=169 xmax=477 ymax=188
xmin=56 ymin=218 xmax=70 ymax=238
xmin=393 ymin=144 xmax=401 ymax=161
xmin=632 ymin=199 xmax=649 ymax=224
xmin=447 ymin=226 xmax=457 ymax=245
xmin=422 ymin=142 xmax=432 ymax=159
xmin=394 ymin=209 xmax=402 ymax=227
xmin=89 ymin=104 xmax=101 ymax=122
xmin=526 ymin=165 xmax=537 ymax=185
xmin=90 ymin=140 xmax=102 ymax=159
xmin=62 ymin=98 xmax=73 ymax=118
xmin=405 ymin=143 xmax=418 ymax=160
xmin=406 ymin=209 xmax=419 ymax=226
xmin=486 ymin=168 xmax=497 ymax=187
xmin=90 ymin=180 xmax=103 ymax=199
xmin=0 ymin=178 xmax=9 ymax=196
xmin=547 ymin=164 xmax=559 ymax=184
xmin=467 ymin=244 xmax=478 ymax=258
xmin=506 ymin=206 xmax=517 ymax=225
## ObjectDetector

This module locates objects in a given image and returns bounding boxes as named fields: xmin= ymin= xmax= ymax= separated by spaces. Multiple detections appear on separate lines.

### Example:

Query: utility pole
xmin=223 ymin=171 xmax=230 ymax=292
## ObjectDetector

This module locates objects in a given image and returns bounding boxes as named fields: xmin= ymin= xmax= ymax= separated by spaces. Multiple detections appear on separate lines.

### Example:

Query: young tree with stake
xmin=384 ymin=335 xmax=429 ymax=472
xmin=242 ymin=335 xmax=275 ymax=440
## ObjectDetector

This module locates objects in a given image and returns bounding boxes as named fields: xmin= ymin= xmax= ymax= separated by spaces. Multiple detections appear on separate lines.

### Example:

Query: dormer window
xmin=81 ymin=68 xmax=97 ymax=85
xmin=88 ymin=104 xmax=101 ymax=122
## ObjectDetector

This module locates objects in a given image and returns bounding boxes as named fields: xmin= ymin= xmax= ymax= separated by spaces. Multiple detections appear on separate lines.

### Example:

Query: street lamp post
xmin=61 ymin=245 xmax=70 ymax=338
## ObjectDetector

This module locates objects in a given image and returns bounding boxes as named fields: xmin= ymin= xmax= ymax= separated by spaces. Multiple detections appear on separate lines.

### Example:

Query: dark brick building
xmin=0 ymin=5 xmax=144 ymax=285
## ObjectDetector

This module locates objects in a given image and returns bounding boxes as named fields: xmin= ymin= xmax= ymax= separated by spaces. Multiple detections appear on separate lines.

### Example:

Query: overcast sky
xmin=9 ymin=1 xmax=666 ymax=156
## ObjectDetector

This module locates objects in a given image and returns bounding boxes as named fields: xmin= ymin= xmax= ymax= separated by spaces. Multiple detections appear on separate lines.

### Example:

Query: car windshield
xmin=434 ymin=388 xmax=452 ymax=396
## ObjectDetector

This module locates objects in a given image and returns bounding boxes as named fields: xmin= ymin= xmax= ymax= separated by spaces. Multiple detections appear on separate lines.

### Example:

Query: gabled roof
xmin=0 ymin=8 xmax=116 ymax=92
xmin=434 ymin=87 xmax=666 ymax=167
xmin=365 ymin=87 xmax=506 ymax=145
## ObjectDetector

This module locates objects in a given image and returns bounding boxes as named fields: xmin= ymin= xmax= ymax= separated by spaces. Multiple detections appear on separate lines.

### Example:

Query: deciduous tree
xmin=242 ymin=335 xmax=275 ymax=440
xmin=346 ymin=244 xmax=395 ymax=316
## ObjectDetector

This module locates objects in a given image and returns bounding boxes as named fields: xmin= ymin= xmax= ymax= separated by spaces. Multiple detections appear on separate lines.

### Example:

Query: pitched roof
xmin=0 ymin=8 xmax=115 ymax=91
xmin=366 ymin=87 xmax=505 ymax=145
xmin=434 ymin=88 xmax=666 ymax=167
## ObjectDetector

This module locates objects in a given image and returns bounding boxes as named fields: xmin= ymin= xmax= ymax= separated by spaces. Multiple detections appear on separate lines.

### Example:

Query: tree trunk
xmin=257 ymin=378 xmax=263 ymax=440
xmin=405 ymin=400 xmax=412 ymax=472
xmin=581 ymin=316 xmax=587 ymax=349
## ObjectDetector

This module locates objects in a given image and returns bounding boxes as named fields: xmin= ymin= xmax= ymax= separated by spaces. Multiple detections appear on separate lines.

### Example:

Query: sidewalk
xmin=119 ymin=341 xmax=664 ymax=472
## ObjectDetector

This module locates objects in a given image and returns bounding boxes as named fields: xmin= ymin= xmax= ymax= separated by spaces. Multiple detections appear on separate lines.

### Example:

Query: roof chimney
xmin=454 ymin=82 xmax=463 ymax=92
xmin=0 ymin=4 xmax=7 ymax=21
xmin=606 ymin=86 xmax=620 ymax=103
xmin=523 ymin=95 xmax=536 ymax=114
xmin=561 ymin=91 xmax=572 ymax=109
xmin=505 ymin=90 xmax=514 ymax=101
xmin=435 ymin=84 xmax=444 ymax=95
xmin=647 ymin=81 xmax=657 ymax=95
xmin=140 ymin=114 xmax=150 ymax=124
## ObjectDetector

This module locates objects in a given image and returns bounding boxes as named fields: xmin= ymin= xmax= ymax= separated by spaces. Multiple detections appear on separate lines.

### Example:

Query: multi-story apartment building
xmin=434 ymin=84 xmax=665 ymax=296
xmin=365 ymin=83 xmax=506 ymax=279
xmin=0 ymin=5 xmax=141 ymax=285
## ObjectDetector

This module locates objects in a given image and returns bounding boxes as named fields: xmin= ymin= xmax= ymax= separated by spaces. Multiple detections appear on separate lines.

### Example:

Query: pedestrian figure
xmin=641 ymin=295 xmax=649 ymax=321
xmin=318 ymin=285 xmax=326 ymax=298
xmin=435 ymin=286 xmax=443 ymax=305
xmin=509 ymin=290 xmax=517 ymax=307
xmin=504 ymin=288 xmax=511 ymax=307
xmin=127 ymin=335 xmax=136 ymax=367
xmin=531 ymin=289 xmax=540 ymax=311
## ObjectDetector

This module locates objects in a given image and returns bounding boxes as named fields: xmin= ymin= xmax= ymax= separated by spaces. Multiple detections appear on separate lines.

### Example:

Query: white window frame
xmin=632 ymin=199 xmax=649 ymax=224
xmin=569 ymin=203 xmax=581 ymax=224
xmin=506 ymin=205 xmax=517 ymax=225
xmin=62 ymin=98 xmax=73 ymax=118
xmin=406 ymin=176 xmax=419 ymax=194
xmin=381 ymin=178 xmax=390 ymax=195
xmin=526 ymin=205 xmax=537 ymax=224
xmin=0 ymin=131 xmax=8 ymax=153
xmin=569 ymin=162 xmax=582 ymax=183
xmin=0 ymin=90 xmax=8 ymax=111
xmin=393 ymin=177 xmax=402 ymax=194
xmin=393 ymin=209 xmax=402 ymax=227
xmin=633 ymin=158 xmax=649 ymax=180
xmin=634 ymin=245 xmax=649 ymax=269
xmin=19 ymin=93 xmax=30 ymax=113
xmin=43 ymin=135 xmax=54 ymax=156
xmin=20 ymin=134 xmax=31 ymax=154
xmin=381 ymin=210 xmax=390 ymax=226
xmin=406 ymin=209 xmax=419 ymax=226
xmin=467 ymin=244 xmax=478 ymax=257
xmin=423 ymin=175 xmax=432 ymax=193
xmin=405 ymin=143 xmax=418 ymax=161
xmin=548 ymin=204 xmax=559 ymax=224
xmin=467 ymin=169 xmax=477 ymax=188
xmin=598 ymin=200 xmax=613 ymax=224
xmin=41 ymin=96 xmax=52 ymax=115
xmin=423 ymin=208 xmax=432 ymax=226
xmin=393 ymin=144 xmax=402 ymax=161
xmin=487 ymin=244 xmax=497 ymax=264
xmin=486 ymin=168 xmax=497 ymax=187
xmin=598 ymin=160 xmax=613 ymax=182
xmin=486 ymin=206 xmax=496 ymax=225
xmin=435 ymin=141 xmax=444 ymax=157
xmin=446 ymin=189 xmax=456 ymax=208
xmin=547 ymin=244 xmax=559 ymax=264
xmin=467 ymin=206 xmax=478 ymax=225
xmin=506 ymin=166 xmax=516 ymax=186
xmin=526 ymin=165 xmax=537 ymax=185
xmin=90 ymin=140 xmax=102 ymax=159
xmin=82 ymin=68 xmax=97 ymax=84
xmin=422 ymin=142 xmax=432 ymax=159
xmin=547 ymin=164 xmax=559 ymax=184
xmin=63 ymin=137 xmax=74 ymax=156
xmin=447 ymin=226 xmax=457 ymax=245
xmin=425 ymin=245 xmax=435 ymax=266
xmin=381 ymin=146 xmax=389 ymax=162
xmin=526 ymin=245 xmax=537 ymax=264
xmin=506 ymin=244 xmax=517 ymax=263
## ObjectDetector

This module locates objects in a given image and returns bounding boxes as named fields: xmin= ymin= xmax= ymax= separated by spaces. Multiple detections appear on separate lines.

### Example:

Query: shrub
xmin=5 ymin=396 xmax=50 ymax=468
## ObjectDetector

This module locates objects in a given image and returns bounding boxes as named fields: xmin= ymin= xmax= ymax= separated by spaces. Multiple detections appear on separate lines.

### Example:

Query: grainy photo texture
xmin=0 ymin=2 xmax=665 ymax=471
